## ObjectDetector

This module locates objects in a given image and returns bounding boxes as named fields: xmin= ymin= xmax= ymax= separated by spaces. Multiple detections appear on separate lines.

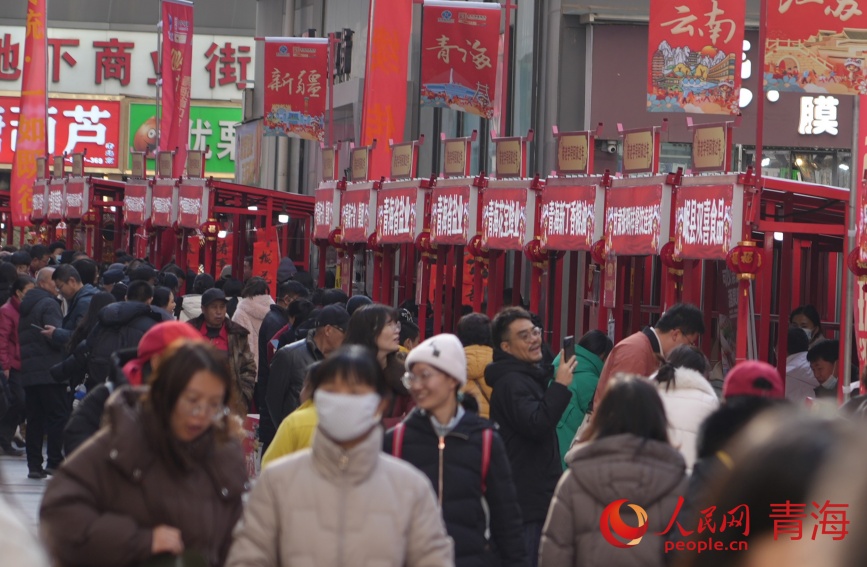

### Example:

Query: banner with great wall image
xmin=647 ymin=0 xmax=745 ymax=114
xmin=765 ymin=1 xmax=867 ymax=95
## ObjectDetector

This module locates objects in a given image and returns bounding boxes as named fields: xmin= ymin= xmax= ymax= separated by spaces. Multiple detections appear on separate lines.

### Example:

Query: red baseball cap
xmin=123 ymin=321 xmax=203 ymax=386
xmin=723 ymin=360 xmax=785 ymax=400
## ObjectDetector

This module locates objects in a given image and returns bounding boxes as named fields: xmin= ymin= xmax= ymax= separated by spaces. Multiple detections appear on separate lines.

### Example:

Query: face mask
xmin=314 ymin=390 xmax=382 ymax=442
xmin=55 ymin=255 xmax=62 ymax=263
xmin=803 ymin=328 xmax=813 ymax=341
xmin=821 ymin=376 xmax=838 ymax=390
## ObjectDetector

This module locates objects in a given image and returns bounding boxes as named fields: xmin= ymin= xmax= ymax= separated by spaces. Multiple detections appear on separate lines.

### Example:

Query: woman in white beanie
xmin=384 ymin=334 xmax=528 ymax=567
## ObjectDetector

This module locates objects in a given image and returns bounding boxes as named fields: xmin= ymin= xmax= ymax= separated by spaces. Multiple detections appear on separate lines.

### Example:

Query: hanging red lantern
xmin=200 ymin=218 xmax=221 ymax=242
xmin=590 ymin=238 xmax=607 ymax=265
xmin=523 ymin=237 xmax=547 ymax=265
xmin=414 ymin=229 xmax=436 ymax=256
xmin=367 ymin=231 xmax=383 ymax=254
xmin=726 ymin=241 xmax=763 ymax=280
xmin=660 ymin=241 xmax=684 ymax=273
xmin=466 ymin=234 xmax=488 ymax=260
xmin=327 ymin=227 xmax=344 ymax=251
xmin=81 ymin=208 xmax=99 ymax=228
xmin=847 ymin=249 xmax=867 ymax=293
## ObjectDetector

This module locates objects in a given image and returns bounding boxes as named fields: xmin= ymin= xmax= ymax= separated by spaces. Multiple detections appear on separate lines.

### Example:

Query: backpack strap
xmin=391 ymin=422 xmax=406 ymax=459
xmin=481 ymin=428 xmax=493 ymax=494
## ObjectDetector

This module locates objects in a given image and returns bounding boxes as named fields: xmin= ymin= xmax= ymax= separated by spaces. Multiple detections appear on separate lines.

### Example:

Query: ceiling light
xmin=839 ymin=163 xmax=850 ymax=171
xmin=774 ymin=232 xmax=783 ymax=242
xmin=278 ymin=213 xmax=289 ymax=224
xmin=217 ymin=230 xmax=227 ymax=238
xmin=247 ymin=205 xmax=258 ymax=211
xmin=761 ymin=157 xmax=770 ymax=167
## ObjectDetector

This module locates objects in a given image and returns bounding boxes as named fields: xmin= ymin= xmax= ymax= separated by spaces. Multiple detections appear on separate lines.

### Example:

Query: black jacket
xmin=50 ymin=301 xmax=169 ymax=389
xmin=18 ymin=287 xmax=65 ymax=388
xmin=384 ymin=410 xmax=526 ymax=567
xmin=267 ymin=330 xmax=323 ymax=426
xmin=52 ymin=284 xmax=98 ymax=349
xmin=257 ymin=304 xmax=290 ymax=383
xmin=484 ymin=350 xmax=572 ymax=523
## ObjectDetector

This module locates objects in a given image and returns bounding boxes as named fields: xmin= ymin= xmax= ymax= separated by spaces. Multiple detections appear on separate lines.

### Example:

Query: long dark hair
xmin=582 ymin=374 xmax=669 ymax=443
xmin=141 ymin=342 xmax=239 ymax=469
xmin=308 ymin=344 xmax=389 ymax=398
xmin=344 ymin=304 xmax=405 ymax=392
xmin=67 ymin=291 xmax=115 ymax=353
xmin=655 ymin=345 xmax=709 ymax=392
xmin=578 ymin=329 xmax=613 ymax=359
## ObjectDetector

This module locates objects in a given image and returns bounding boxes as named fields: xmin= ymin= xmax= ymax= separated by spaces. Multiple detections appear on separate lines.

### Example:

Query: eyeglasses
xmin=515 ymin=326 xmax=543 ymax=343
xmin=386 ymin=320 xmax=401 ymax=331
xmin=179 ymin=396 xmax=229 ymax=421
xmin=401 ymin=369 xmax=444 ymax=389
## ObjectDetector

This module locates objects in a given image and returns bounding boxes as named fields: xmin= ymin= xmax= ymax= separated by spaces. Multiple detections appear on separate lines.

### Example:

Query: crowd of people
xmin=0 ymin=242 xmax=866 ymax=567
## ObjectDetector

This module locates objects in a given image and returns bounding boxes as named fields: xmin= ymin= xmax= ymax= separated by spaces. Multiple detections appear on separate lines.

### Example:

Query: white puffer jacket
xmin=231 ymin=294 xmax=274 ymax=369
xmin=179 ymin=294 xmax=202 ymax=323
xmin=653 ymin=367 xmax=720 ymax=472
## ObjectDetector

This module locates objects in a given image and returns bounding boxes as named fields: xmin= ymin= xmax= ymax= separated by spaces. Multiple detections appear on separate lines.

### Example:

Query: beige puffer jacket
xmin=230 ymin=294 xmax=274 ymax=369
xmin=461 ymin=345 xmax=493 ymax=418
xmin=226 ymin=426 xmax=454 ymax=567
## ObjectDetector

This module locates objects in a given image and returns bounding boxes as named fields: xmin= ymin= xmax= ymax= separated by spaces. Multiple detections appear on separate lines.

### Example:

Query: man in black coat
xmin=43 ymin=263 xmax=97 ymax=349
xmin=18 ymin=267 xmax=67 ymax=478
xmin=256 ymin=280 xmax=309 ymax=450
xmin=484 ymin=306 xmax=575 ymax=567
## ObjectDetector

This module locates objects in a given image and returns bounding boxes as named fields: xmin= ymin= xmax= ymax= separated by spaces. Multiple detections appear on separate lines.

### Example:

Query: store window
xmin=738 ymin=148 xmax=851 ymax=189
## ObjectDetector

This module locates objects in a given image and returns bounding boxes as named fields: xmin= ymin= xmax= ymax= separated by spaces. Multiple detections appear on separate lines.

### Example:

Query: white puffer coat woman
xmin=231 ymin=293 xmax=274 ymax=369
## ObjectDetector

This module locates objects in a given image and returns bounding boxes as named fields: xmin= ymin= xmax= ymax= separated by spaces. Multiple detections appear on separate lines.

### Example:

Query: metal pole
xmin=156 ymin=0 xmax=162 ymax=153
xmin=843 ymin=96 xmax=859 ymax=398
xmin=754 ymin=0 xmax=768 ymax=176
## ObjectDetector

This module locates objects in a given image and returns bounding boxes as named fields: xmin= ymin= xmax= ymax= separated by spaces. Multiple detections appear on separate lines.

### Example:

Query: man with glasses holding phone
xmin=485 ymin=306 xmax=577 ymax=566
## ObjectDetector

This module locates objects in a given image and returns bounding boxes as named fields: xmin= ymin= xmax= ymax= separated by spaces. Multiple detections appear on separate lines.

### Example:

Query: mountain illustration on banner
xmin=648 ymin=40 xmax=738 ymax=114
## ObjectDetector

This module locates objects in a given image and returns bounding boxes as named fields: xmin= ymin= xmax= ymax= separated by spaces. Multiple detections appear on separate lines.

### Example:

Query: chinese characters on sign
xmin=556 ymin=134 xmax=590 ymax=174
xmin=313 ymin=185 xmax=338 ymax=240
xmin=692 ymin=125 xmax=728 ymax=171
xmin=798 ymin=96 xmax=840 ymax=135
xmin=675 ymin=182 xmax=744 ymax=259
xmin=430 ymin=185 xmax=474 ymax=245
xmin=151 ymin=181 xmax=177 ymax=227
xmin=540 ymin=184 xmax=603 ymax=250
xmin=648 ymin=0 xmax=744 ymax=114
xmin=263 ymin=38 xmax=328 ymax=142
xmin=161 ymin=0 xmax=194 ymax=178
xmin=420 ymin=1 xmax=502 ymax=119
xmin=177 ymin=183 xmax=208 ymax=228
xmin=123 ymin=182 xmax=150 ymax=225
xmin=340 ymin=189 xmax=376 ymax=243
xmin=376 ymin=187 xmax=423 ymax=244
xmin=480 ymin=187 xmax=533 ymax=250
xmin=622 ymin=130 xmax=655 ymax=174
xmin=605 ymin=182 xmax=670 ymax=256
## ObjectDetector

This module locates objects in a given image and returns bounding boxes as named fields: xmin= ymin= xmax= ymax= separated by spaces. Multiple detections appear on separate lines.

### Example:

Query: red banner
xmin=430 ymin=184 xmax=474 ymax=246
xmin=187 ymin=235 xmax=202 ymax=273
xmin=46 ymin=180 xmax=64 ymax=221
xmin=421 ymin=1 xmax=501 ymax=119
xmin=540 ymin=184 xmax=603 ymax=251
xmin=64 ymin=180 xmax=87 ymax=220
xmin=253 ymin=227 xmax=280 ymax=298
xmin=605 ymin=183 xmax=670 ymax=256
xmin=10 ymin=0 xmax=48 ymax=226
xmin=177 ymin=183 xmax=209 ymax=228
xmin=263 ymin=38 xmax=328 ymax=142
xmin=340 ymin=188 xmax=375 ymax=243
xmin=216 ymin=236 xmax=233 ymax=274
xmin=314 ymin=185 xmax=338 ymax=240
xmin=124 ymin=182 xmax=149 ymax=226
xmin=857 ymin=94 xmax=867 ymax=387
xmin=376 ymin=186 xmax=424 ymax=244
xmin=160 ymin=0 xmax=194 ymax=177
xmin=480 ymin=187 xmax=534 ymax=251
xmin=765 ymin=1 xmax=867 ymax=94
xmin=647 ymin=0 xmax=744 ymax=114
xmin=361 ymin=0 xmax=413 ymax=179
xmin=673 ymin=184 xmax=741 ymax=260
xmin=151 ymin=180 xmax=177 ymax=227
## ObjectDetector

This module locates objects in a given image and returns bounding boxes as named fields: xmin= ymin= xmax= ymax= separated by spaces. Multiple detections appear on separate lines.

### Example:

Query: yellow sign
xmin=496 ymin=139 xmax=522 ymax=178
xmin=623 ymin=131 xmax=653 ymax=173
xmin=71 ymin=153 xmax=83 ymax=177
xmin=131 ymin=152 xmax=145 ymax=179
xmin=35 ymin=157 xmax=46 ymax=180
xmin=351 ymin=147 xmax=369 ymax=182
xmin=322 ymin=148 xmax=335 ymax=181
xmin=692 ymin=126 xmax=726 ymax=172
xmin=443 ymin=140 xmax=467 ymax=177
xmin=158 ymin=151 xmax=174 ymax=178
xmin=557 ymin=134 xmax=589 ymax=174
xmin=52 ymin=155 xmax=64 ymax=178
xmin=186 ymin=151 xmax=204 ymax=178
xmin=391 ymin=144 xmax=413 ymax=179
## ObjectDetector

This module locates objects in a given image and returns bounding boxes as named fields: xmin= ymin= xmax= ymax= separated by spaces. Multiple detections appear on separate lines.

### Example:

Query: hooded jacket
xmin=226 ymin=427 xmax=454 ymax=567
xmin=18 ymin=287 xmax=64 ymax=388
xmin=539 ymin=434 xmax=688 ymax=567
xmin=652 ymin=367 xmax=720 ymax=472
xmin=178 ymin=293 xmax=202 ymax=323
xmin=39 ymin=387 xmax=247 ymax=567
xmin=267 ymin=330 xmax=324 ymax=427
xmin=231 ymin=293 xmax=274 ymax=370
xmin=0 ymin=296 xmax=24 ymax=372
xmin=461 ymin=345 xmax=494 ymax=419
xmin=52 ymin=284 xmax=98 ymax=348
xmin=553 ymin=345 xmax=604 ymax=469
xmin=384 ymin=409 xmax=527 ymax=567
xmin=485 ymin=350 xmax=572 ymax=524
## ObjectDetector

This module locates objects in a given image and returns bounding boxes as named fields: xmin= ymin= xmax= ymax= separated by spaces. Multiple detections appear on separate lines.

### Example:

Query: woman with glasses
xmin=344 ymin=304 xmax=414 ymax=428
xmin=385 ymin=334 xmax=527 ymax=567
xmin=40 ymin=342 xmax=248 ymax=567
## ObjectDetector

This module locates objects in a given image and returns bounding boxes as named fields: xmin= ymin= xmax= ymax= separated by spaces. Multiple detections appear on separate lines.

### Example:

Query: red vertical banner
xmin=10 ymin=0 xmax=48 ymax=226
xmin=216 ymin=235 xmax=234 ymax=274
xmin=361 ymin=0 xmax=413 ymax=179
xmin=253 ymin=227 xmax=280 ymax=298
xmin=263 ymin=38 xmax=328 ymax=141
xmin=160 ymin=0 xmax=194 ymax=177
xmin=647 ymin=0 xmax=744 ymax=114
xmin=856 ymin=96 xmax=867 ymax=384
xmin=420 ymin=1 xmax=501 ymax=120
xmin=187 ymin=235 xmax=202 ymax=274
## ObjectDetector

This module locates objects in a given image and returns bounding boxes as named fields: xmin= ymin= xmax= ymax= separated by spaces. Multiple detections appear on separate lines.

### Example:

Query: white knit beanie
xmin=405 ymin=334 xmax=467 ymax=385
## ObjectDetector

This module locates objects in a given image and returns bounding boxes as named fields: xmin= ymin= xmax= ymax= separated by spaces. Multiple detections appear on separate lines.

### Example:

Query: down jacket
xmin=39 ymin=387 xmax=248 ymax=567
xmin=267 ymin=330 xmax=323 ymax=427
xmin=230 ymin=294 xmax=274 ymax=370
xmin=384 ymin=409 xmax=526 ymax=567
xmin=18 ymin=287 xmax=64 ymax=388
xmin=461 ymin=345 xmax=494 ymax=419
xmin=0 ymin=296 xmax=24 ymax=372
xmin=51 ymin=284 xmax=98 ymax=349
xmin=178 ymin=293 xmax=203 ymax=323
xmin=539 ymin=434 xmax=688 ymax=567
xmin=653 ymin=367 xmax=720 ymax=472
xmin=226 ymin=426 xmax=454 ymax=567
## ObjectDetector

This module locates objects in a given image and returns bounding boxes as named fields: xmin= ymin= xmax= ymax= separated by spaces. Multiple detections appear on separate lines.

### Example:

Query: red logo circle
xmin=600 ymin=499 xmax=649 ymax=548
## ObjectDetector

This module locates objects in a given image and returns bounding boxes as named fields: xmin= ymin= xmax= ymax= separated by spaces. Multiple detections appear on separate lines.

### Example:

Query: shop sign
xmin=0 ymin=95 xmax=122 ymax=171
xmin=556 ymin=133 xmax=590 ymax=175
xmin=605 ymin=179 xmax=671 ymax=256
xmin=692 ymin=125 xmax=728 ymax=171
xmin=798 ymin=96 xmax=839 ymax=136
xmin=314 ymin=183 xmax=340 ymax=240
xmin=46 ymin=180 xmax=64 ymax=221
xmin=31 ymin=181 xmax=47 ymax=221
xmin=340 ymin=186 xmax=377 ymax=243
xmin=443 ymin=139 xmax=469 ymax=177
xmin=622 ymin=130 xmax=655 ymax=174
xmin=376 ymin=185 xmax=425 ymax=244
xmin=263 ymin=38 xmax=327 ymax=142
xmin=673 ymin=183 xmax=744 ymax=260
xmin=430 ymin=183 xmax=476 ymax=246
xmin=235 ymin=120 xmax=262 ymax=186
xmin=0 ymin=28 xmax=254 ymax=101
xmin=126 ymin=101 xmax=242 ymax=177
xmin=481 ymin=184 xmax=535 ymax=250
xmin=765 ymin=1 xmax=867 ymax=95
xmin=540 ymin=183 xmax=604 ymax=251
xmin=123 ymin=181 xmax=150 ymax=225
xmin=495 ymin=139 xmax=522 ymax=178
xmin=420 ymin=0 xmax=501 ymax=119
xmin=648 ymin=0 xmax=744 ymax=114
xmin=177 ymin=182 xmax=209 ymax=229
xmin=151 ymin=180 xmax=177 ymax=227
xmin=63 ymin=180 xmax=88 ymax=219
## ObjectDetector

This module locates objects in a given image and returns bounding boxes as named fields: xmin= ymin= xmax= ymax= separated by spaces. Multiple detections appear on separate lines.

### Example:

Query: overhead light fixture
xmin=761 ymin=157 xmax=770 ymax=167
xmin=767 ymin=90 xmax=780 ymax=103
xmin=774 ymin=232 xmax=783 ymax=242
xmin=278 ymin=213 xmax=289 ymax=224
xmin=217 ymin=230 xmax=227 ymax=239
xmin=795 ymin=158 xmax=804 ymax=166
xmin=109 ymin=206 xmax=117 ymax=212
xmin=839 ymin=163 xmax=850 ymax=171
xmin=247 ymin=205 xmax=258 ymax=211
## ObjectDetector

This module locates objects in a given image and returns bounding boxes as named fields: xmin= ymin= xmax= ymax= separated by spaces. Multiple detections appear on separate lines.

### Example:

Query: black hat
xmin=315 ymin=304 xmax=350 ymax=332
xmin=102 ymin=269 xmax=125 ymax=286
xmin=201 ymin=288 xmax=228 ymax=308
xmin=10 ymin=251 xmax=31 ymax=266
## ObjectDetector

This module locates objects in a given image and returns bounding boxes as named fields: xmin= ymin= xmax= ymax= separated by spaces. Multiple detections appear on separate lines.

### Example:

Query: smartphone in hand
xmin=563 ymin=335 xmax=575 ymax=363
xmin=31 ymin=324 xmax=45 ymax=331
